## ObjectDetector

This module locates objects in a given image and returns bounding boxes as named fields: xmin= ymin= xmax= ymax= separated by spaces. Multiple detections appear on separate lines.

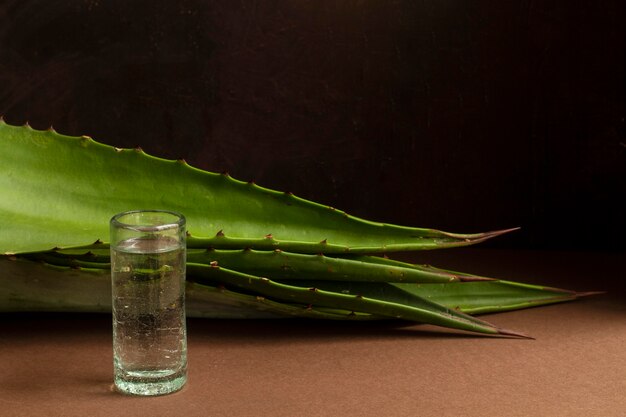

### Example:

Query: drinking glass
xmin=110 ymin=210 xmax=187 ymax=396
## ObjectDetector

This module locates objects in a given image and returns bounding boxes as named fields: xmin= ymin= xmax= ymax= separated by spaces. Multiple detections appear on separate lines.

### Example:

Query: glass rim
xmin=110 ymin=209 xmax=186 ymax=233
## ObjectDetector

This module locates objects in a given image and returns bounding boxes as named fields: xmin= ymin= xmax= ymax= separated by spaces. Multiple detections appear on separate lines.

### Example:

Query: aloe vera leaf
xmin=0 ymin=256 xmax=378 ymax=319
xmin=47 ymin=249 xmax=498 ymax=284
xmin=19 ymin=250 xmax=585 ymax=316
xmin=393 ymin=281 xmax=586 ymax=315
xmin=187 ymin=250 xmax=482 ymax=283
xmin=185 ymin=229 xmax=515 ymax=253
xmin=36 ymin=248 xmax=480 ymax=283
xmin=0 ymin=121 xmax=513 ymax=255
xmin=279 ymin=279 xmax=584 ymax=315
xmin=186 ymin=262 xmax=529 ymax=337
xmin=3 ymin=254 xmax=583 ymax=320
xmin=336 ymin=256 xmax=593 ymax=312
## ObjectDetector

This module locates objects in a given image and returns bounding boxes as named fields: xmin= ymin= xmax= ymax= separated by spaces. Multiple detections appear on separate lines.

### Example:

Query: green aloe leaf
xmin=0 ymin=121 xmax=513 ymax=254
xmin=394 ymin=281 xmax=588 ymax=315
xmin=278 ymin=279 xmax=585 ymax=315
xmin=0 ymin=255 xmax=583 ymax=318
xmin=186 ymin=262 xmax=529 ymax=337
xmin=32 ymin=248 xmax=487 ymax=284
xmin=17 ymin=249 xmax=586 ymax=315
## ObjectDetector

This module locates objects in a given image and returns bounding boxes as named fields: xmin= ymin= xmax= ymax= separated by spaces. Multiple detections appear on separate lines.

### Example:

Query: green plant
xmin=0 ymin=120 xmax=591 ymax=337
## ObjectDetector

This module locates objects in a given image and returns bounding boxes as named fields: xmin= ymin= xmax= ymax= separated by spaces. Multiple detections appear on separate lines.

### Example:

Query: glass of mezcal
xmin=110 ymin=210 xmax=187 ymax=396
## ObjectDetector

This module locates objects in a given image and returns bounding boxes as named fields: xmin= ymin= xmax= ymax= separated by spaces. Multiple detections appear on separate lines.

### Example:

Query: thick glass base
xmin=114 ymin=368 xmax=187 ymax=396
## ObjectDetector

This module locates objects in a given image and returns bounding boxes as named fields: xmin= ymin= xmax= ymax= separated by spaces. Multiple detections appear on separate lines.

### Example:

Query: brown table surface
xmin=1 ymin=248 xmax=624 ymax=417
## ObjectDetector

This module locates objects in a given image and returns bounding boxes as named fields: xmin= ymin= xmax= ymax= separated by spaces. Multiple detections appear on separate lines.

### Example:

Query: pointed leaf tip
xmin=575 ymin=291 xmax=606 ymax=298
xmin=499 ymin=226 xmax=520 ymax=233
xmin=441 ymin=227 xmax=521 ymax=246
xmin=497 ymin=327 xmax=534 ymax=339
xmin=485 ymin=227 xmax=521 ymax=238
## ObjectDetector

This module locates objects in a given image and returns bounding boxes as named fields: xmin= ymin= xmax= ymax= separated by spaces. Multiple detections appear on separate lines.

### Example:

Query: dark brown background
xmin=1 ymin=0 xmax=624 ymax=250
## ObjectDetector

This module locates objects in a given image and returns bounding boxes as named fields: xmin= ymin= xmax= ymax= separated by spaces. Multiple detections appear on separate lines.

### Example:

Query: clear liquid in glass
xmin=111 ymin=236 xmax=187 ymax=396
